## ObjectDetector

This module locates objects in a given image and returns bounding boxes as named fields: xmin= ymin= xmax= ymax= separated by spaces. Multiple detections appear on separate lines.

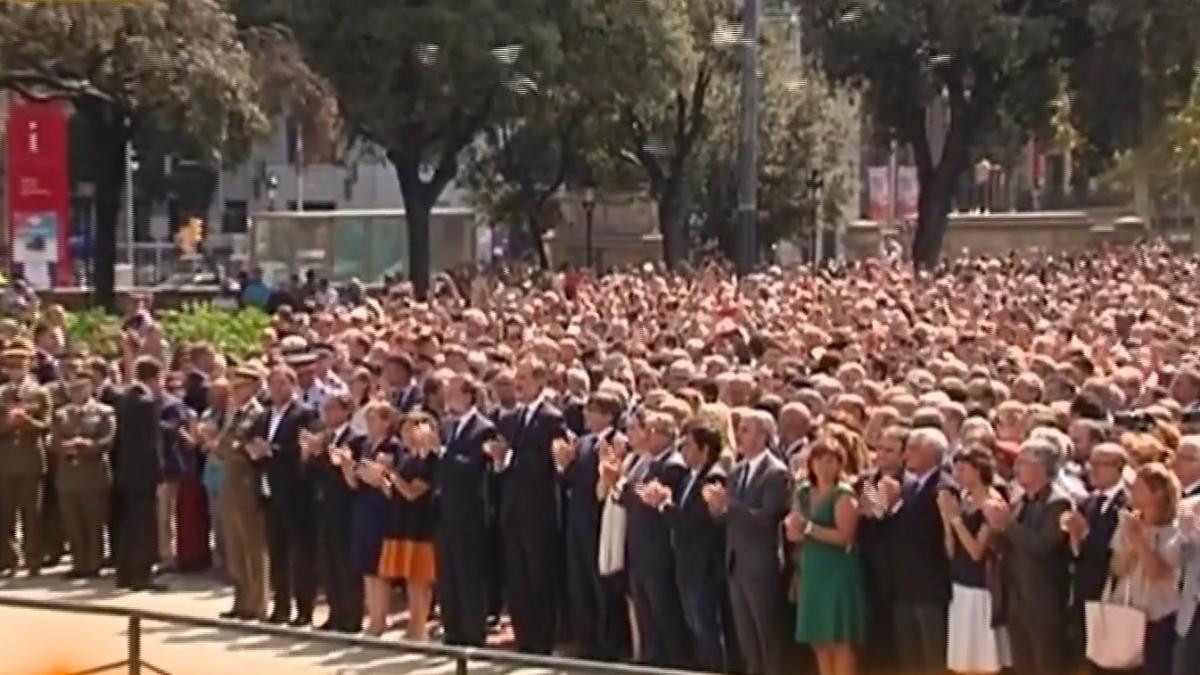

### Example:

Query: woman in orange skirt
xmin=379 ymin=411 xmax=440 ymax=641
xmin=347 ymin=401 xmax=402 ymax=636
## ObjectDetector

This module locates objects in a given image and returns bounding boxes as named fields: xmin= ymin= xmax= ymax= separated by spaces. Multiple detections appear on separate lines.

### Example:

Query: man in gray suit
xmin=985 ymin=437 xmax=1074 ymax=675
xmin=703 ymin=409 xmax=789 ymax=675
xmin=1174 ymin=486 xmax=1200 ymax=675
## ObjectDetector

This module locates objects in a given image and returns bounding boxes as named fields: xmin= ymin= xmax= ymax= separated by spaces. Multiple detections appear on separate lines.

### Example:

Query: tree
xmin=799 ymin=0 xmax=1087 ymax=267
xmin=606 ymin=0 xmax=738 ymax=269
xmin=0 ymin=0 xmax=268 ymax=309
xmin=697 ymin=38 xmax=855 ymax=258
xmin=255 ymin=0 xmax=565 ymax=296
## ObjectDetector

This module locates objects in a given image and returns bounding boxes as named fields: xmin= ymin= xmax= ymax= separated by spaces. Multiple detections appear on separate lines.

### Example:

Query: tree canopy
xmin=0 ymin=0 xmax=269 ymax=308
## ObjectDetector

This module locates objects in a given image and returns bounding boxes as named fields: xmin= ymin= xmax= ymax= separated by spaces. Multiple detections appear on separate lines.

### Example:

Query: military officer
xmin=0 ymin=340 xmax=53 ymax=577
xmin=53 ymin=374 xmax=115 ymax=577
xmin=40 ymin=351 xmax=83 ymax=569
xmin=211 ymin=365 xmax=269 ymax=620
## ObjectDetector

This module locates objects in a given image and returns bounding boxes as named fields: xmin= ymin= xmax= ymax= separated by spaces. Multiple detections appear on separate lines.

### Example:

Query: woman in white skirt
xmin=937 ymin=447 xmax=1013 ymax=674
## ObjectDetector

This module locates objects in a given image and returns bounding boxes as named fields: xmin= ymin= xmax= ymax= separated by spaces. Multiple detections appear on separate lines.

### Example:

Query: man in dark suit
xmin=558 ymin=391 xmax=624 ymax=659
xmin=436 ymin=372 xmax=500 ymax=646
xmin=618 ymin=409 xmax=691 ymax=668
xmin=646 ymin=422 xmax=730 ymax=672
xmin=987 ymin=437 xmax=1075 ymax=675
xmin=485 ymin=357 xmax=569 ymax=654
xmin=113 ymin=356 xmax=166 ymax=591
xmin=385 ymin=352 xmax=424 ymax=413
xmin=704 ymin=409 xmax=789 ymax=675
xmin=308 ymin=392 xmax=363 ymax=633
xmin=1064 ymin=442 xmax=1128 ymax=666
xmin=249 ymin=362 xmax=319 ymax=627
xmin=882 ymin=426 xmax=953 ymax=675
xmin=855 ymin=423 xmax=907 ymax=673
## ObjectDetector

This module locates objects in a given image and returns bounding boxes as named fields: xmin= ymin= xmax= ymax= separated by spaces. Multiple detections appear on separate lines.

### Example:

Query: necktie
xmin=739 ymin=463 xmax=753 ymax=494
xmin=681 ymin=470 xmax=700 ymax=505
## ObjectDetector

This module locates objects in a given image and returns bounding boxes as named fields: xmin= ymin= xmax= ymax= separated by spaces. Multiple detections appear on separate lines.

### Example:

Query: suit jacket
xmin=252 ymin=399 xmax=319 ymax=503
xmin=619 ymin=447 xmax=689 ymax=576
xmin=1072 ymin=487 xmax=1128 ymax=606
xmin=114 ymin=382 xmax=163 ymax=495
xmin=436 ymin=409 xmax=499 ymax=525
xmin=159 ymin=395 xmax=195 ymax=480
xmin=857 ymin=470 xmax=903 ymax=607
xmin=394 ymin=383 xmax=424 ymax=414
xmin=312 ymin=425 xmax=362 ymax=525
xmin=665 ymin=462 xmax=728 ymax=591
xmin=998 ymin=485 xmax=1074 ymax=622
xmin=497 ymin=399 xmax=569 ymax=531
xmin=562 ymin=429 xmax=622 ymax=549
xmin=888 ymin=471 xmax=954 ymax=605
xmin=1176 ymin=495 xmax=1200 ymax=637
xmin=725 ymin=452 xmax=789 ymax=578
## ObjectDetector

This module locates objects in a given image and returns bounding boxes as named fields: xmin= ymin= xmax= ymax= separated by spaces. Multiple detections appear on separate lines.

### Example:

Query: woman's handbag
xmin=1085 ymin=576 xmax=1147 ymax=669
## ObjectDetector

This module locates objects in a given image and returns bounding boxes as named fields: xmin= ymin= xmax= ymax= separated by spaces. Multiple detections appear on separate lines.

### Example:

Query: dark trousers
xmin=1009 ymin=605 xmax=1066 ymax=675
xmin=267 ymin=499 xmax=317 ymax=618
xmin=317 ymin=509 xmax=361 ymax=632
xmin=630 ymin=566 xmax=691 ymax=668
xmin=436 ymin=512 xmax=489 ymax=646
xmin=1172 ymin=611 xmax=1200 ymax=675
xmin=600 ymin=572 xmax=632 ymax=661
xmin=565 ymin=526 xmax=606 ymax=657
xmin=502 ymin=519 xmax=558 ymax=654
xmin=894 ymin=601 xmax=948 ymax=675
xmin=106 ymin=488 xmax=123 ymax=565
xmin=115 ymin=492 xmax=157 ymax=586
xmin=678 ymin=577 xmax=728 ymax=672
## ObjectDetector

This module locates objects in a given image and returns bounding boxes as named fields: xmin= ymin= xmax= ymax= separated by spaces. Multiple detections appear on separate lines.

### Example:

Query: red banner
xmin=6 ymin=95 xmax=71 ymax=287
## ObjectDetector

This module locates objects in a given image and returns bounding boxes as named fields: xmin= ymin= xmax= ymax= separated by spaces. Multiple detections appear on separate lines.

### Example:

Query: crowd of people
xmin=2 ymin=243 xmax=1200 ymax=675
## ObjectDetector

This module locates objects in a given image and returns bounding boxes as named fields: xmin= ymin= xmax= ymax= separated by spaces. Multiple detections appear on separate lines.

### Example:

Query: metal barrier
xmin=0 ymin=594 xmax=705 ymax=675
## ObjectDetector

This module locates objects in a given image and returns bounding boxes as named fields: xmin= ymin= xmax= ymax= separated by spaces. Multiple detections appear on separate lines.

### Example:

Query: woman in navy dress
xmin=380 ymin=410 xmax=440 ymax=641
xmin=342 ymin=400 xmax=402 ymax=636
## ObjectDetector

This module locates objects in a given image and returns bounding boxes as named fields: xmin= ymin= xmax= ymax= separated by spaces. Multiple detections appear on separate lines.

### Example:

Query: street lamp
xmin=266 ymin=174 xmax=279 ymax=212
xmin=582 ymin=185 xmax=597 ymax=268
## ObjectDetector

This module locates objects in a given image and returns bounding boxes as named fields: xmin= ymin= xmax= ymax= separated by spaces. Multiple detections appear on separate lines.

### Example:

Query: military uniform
xmin=41 ymin=380 xmax=71 ymax=566
xmin=53 ymin=395 xmax=115 ymax=576
xmin=0 ymin=374 xmax=53 ymax=574
xmin=216 ymin=395 xmax=269 ymax=619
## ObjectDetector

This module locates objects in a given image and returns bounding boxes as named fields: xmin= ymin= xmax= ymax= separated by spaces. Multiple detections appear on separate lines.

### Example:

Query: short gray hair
xmin=744 ymin=409 xmax=778 ymax=445
xmin=1019 ymin=438 xmax=1062 ymax=479
xmin=908 ymin=427 xmax=949 ymax=459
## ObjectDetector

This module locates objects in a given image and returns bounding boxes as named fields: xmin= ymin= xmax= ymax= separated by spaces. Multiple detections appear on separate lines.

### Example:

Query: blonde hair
xmin=1135 ymin=462 xmax=1181 ymax=526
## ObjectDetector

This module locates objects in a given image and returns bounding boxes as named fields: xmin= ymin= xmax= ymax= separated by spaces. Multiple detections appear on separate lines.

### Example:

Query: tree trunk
xmin=394 ymin=172 xmax=432 ymax=299
xmin=911 ymin=99 xmax=973 ymax=269
xmin=78 ymin=106 xmax=132 ymax=312
xmin=658 ymin=178 xmax=685 ymax=270
xmin=527 ymin=215 xmax=550 ymax=270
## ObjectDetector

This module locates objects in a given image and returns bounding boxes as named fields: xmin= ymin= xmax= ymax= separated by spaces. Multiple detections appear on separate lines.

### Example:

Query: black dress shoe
xmin=288 ymin=615 xmax=312 ymax=628
xmin=65 ymin=570 xmax=88 ymax=580
xmin=219 ymin=609 xmax=241 ymax=620
xmin=264 ymin=611 xmax=290 ymax=625
xmin=132 ymin=582 xmax=169 ymax=592
xmin=236 ymin=611 xmax=262 ymax=621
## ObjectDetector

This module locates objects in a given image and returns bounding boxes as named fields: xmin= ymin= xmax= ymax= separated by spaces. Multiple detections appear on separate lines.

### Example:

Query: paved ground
xmin=0 ymin=568 xmax=553 ymax=675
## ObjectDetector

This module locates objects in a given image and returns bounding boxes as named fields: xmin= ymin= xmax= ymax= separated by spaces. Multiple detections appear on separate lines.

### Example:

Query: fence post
xmin=128 ymin=614 xmax=141 ymax=675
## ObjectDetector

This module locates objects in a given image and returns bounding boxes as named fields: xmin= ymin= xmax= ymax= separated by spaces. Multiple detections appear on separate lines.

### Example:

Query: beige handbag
xmin=1085 ymin=576 xmax=1146 ymax=670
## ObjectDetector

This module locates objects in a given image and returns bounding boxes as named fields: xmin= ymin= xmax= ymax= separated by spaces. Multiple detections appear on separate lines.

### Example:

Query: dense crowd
xmin=2 ymin=244 xmax=1200 ymax=675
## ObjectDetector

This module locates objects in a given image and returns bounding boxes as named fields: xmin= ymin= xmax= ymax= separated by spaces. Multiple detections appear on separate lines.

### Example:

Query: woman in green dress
xmin=786 ymin=432 xmax=866 ymax=675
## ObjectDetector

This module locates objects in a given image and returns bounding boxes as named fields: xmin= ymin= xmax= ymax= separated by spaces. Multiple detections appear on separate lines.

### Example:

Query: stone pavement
xmin=0 ymin=569 xmax=552 ymax=675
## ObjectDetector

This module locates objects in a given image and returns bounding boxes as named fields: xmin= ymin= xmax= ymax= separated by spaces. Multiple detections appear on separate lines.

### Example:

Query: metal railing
xmin=0 ymin=595 xmax=705 ymax=675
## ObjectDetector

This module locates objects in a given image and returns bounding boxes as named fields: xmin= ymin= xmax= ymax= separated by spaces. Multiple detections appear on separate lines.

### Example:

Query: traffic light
xmin=175 ymin=217 xmax=204 ymax=254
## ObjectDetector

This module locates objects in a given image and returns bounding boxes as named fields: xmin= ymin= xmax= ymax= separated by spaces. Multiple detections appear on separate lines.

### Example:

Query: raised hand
xmin=702 ymin=482 xmax=730 ymax=516
xmin=552 ymin=437 xmax=576 ymax=472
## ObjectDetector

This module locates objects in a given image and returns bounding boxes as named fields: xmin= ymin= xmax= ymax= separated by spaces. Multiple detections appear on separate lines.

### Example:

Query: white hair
xmin=908 ymin=427 xmax=949 ymax=459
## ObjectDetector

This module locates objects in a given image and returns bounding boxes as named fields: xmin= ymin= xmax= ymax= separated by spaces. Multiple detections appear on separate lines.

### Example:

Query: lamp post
xmin=734 ymin=0 xmax=761 ymax=276
xmin=267 ymin=174 xmax=279 ymax=212
xmin=807 ymin=169 xmax=824 ymax=265
xmin=582 ymin=186 xmax=597 ymax=269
